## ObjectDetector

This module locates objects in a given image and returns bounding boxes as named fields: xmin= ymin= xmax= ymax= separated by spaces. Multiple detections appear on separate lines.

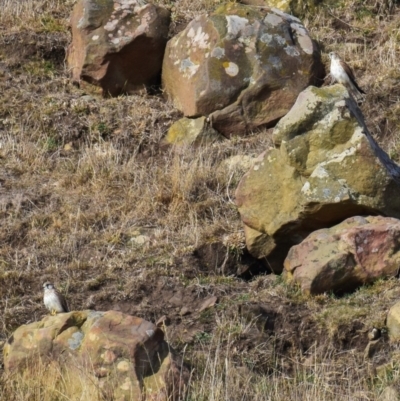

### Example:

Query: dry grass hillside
xmin=0 ymin=0 xmax=400 ymax=399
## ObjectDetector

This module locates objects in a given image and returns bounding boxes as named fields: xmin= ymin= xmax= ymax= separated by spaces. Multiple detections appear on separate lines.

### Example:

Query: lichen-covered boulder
xmin=240 ymin=0 xmax=327 ymax=18
xmin=162 ymin=3 xmax=324 ymax=137
xmin=164 ymin=116 xmax=224 ymax=145
xmin=67 ymin=0 xmax=170 ymax=96
xmin=284 ymin=216 xmax=400 ymax=294
xmin=3 ymin=311 xmax=188 ymax=401
xmin=240 ymin=0 xmax=292 ymax=13
xmin=235 ymin=85 xmax=400 ymax=268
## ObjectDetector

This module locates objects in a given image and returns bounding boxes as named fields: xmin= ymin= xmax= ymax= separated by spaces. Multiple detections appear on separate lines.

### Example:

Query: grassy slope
xmin=0 ymin=0 xmax=400 ymax=399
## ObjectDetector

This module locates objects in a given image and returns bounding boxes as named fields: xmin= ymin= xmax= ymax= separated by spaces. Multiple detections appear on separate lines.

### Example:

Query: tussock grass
xmin=0 ymin=357 xmax=116 ymax=401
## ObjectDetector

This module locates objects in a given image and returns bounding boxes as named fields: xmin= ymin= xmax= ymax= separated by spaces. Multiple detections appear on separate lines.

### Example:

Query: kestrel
xmin=329 ymin=52 xmax=366 ymax=97
xmin=43 ymin=282 xmax=69 ymax=315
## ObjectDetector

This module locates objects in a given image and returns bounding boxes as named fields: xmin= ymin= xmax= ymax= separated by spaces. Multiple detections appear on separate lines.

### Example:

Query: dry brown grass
xmin=0 ymin=342 xmax=396 ymax=401
xmin=0 ymin=0 xmax=72 ymax=33
xmin=1 ymin=0 xmax=400 ymax=399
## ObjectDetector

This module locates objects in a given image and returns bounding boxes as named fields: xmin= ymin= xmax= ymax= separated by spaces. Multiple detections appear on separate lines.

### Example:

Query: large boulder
xmin=235 ymin=85 xmax=400 ymax=268
xmin=284 ymin=216 xmax=400 ymax=294
xmin=3 ymin=311 xmax=188 ymax=401
xmin=67 ymin=0 xmax=170 ymax=96
xmin=162 ymin=3 xmax=324 ymax=137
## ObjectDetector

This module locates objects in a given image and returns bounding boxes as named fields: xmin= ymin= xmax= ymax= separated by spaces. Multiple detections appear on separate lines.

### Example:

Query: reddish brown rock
xmin=3 ymin=310 xmax=188 ymax=401
xmin=162 ymin=3 xmax=324 ymax=137
xmin=67 ymin=0 xmax=170 ymax=96
xmin=284 ymin=216 xmax=400 ymax=294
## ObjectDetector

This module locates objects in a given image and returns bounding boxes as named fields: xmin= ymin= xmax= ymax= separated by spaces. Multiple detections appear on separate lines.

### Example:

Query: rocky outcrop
xmin=235 ymin=85 xmax=400 ymax=268
xmin=3 ymin=311 xmax=188 ymax=401
xmin=284 ymin=216 xmax=400 ymax=294
xmin=162 ymin=3 xmax=324 ymax=137
xmin=67 ymin=0 xmax=170 ymax=96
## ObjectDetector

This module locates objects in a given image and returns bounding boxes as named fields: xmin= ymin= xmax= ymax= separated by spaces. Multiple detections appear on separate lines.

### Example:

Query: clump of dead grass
xmin=0 ymin=356 xmax=130 ymax=401
xmin=0 ymin=0 xmax=72 ymax=33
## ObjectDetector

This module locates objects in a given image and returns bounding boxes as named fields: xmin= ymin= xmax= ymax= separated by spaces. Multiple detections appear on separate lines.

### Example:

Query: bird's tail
xmin=354 ymin=81 xmax=366 ymax=95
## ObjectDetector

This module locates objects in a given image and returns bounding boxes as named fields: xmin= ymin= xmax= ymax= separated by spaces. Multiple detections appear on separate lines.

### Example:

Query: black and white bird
xmin=43 ymin=282 xmax=69 ymax=315
xmin=329 ymin=52 xmax=366 ymax=98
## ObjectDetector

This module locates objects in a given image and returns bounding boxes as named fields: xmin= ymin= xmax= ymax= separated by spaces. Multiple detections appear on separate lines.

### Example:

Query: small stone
xmin=198 ymin=296 xmax=218 ymax=312
xmin=156 ymin=315 xmax=170 ymax=327
xmin=363 ymin=339 xmax=383 ymax=360
xmin=368 ymin=327 xmax=381 ymax=341
xmin=164 ymin=116 xmax=224 ymax=146
xmin=179 ymin=307 xmax=191 ymax=316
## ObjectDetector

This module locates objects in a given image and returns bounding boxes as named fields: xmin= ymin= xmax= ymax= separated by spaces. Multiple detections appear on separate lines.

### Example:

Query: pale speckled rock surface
xmin=284 ymin=216 xmax=400 ymax=294
xmin=235 ymin=85 xmax=400 ymax=266
xmin=3 ymin=310 xmax=188 ymax=401
xmin=67 ymin=0 xmax=170 ymax=96
xmin=162 ymin=3 xmax=324 ymax=137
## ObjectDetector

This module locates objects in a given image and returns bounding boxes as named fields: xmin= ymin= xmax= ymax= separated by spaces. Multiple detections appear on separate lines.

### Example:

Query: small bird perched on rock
xmin=43 ymin=282 xmax=69 ymax=315
xmin=329 ymin=52 xmax=366 ymax=98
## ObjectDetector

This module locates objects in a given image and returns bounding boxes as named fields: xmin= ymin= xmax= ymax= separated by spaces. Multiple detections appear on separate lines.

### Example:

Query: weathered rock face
xmin=67 ymin=0 xmax=171 ymax=96
xmin=3 ymin=311 xmax=188 ymax=401
xmin=162 ymin=3 xmax=324 ymax=137
xmin=284 ymin=216 xmax=400 ymax=294
xmin=235 ymin=85 xmax=400 ymax=267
